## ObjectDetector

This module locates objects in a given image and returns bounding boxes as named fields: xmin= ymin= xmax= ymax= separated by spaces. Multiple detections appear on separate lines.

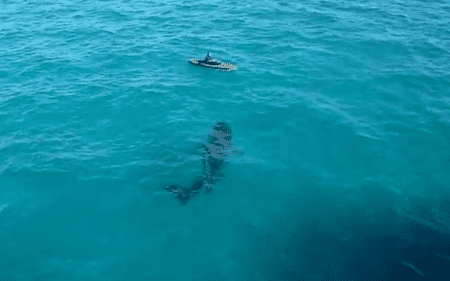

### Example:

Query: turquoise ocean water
xmin=1 ymin=0 xmax=450 ymax=280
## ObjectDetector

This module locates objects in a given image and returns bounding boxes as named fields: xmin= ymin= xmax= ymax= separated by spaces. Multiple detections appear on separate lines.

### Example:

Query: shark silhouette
xmin=164 ymin=122 xmax=233 ymax=205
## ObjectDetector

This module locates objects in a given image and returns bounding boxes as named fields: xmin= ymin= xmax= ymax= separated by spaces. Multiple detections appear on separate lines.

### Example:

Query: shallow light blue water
xmin=1 ymin=0 xmax=450 ymax=280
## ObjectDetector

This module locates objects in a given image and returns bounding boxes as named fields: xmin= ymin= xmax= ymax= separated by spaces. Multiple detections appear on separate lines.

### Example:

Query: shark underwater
xmin=164 ymin=122 xmax=233 ymax=205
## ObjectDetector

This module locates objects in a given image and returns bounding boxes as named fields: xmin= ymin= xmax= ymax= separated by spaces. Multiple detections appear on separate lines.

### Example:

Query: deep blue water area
xmin=1 ymin=0 xmax=450 ymax=280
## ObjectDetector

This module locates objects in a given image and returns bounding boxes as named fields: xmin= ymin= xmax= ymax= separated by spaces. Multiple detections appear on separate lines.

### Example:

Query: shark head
xmin=209 ymin=122 xmax=232 ymax=144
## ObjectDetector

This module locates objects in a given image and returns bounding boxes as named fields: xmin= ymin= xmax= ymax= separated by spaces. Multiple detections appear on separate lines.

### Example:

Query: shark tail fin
xmin=164 ymin=176 xmax=205 ymax=205
xmin=164 ymin=184 xmax=192 ymax=205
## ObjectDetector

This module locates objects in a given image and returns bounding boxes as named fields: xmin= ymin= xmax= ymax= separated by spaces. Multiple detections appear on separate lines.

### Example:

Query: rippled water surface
xmin=1 ymin=0 xmax=450 ymax=280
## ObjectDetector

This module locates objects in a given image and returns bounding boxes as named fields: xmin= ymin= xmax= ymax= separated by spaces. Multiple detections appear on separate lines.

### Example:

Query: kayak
xmin=189 ymin=58 xmax=237 ymax=71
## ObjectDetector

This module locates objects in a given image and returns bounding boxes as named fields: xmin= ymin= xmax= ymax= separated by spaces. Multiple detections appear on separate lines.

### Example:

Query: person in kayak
xmin=204 ymin=52 xmax=213 ymax=62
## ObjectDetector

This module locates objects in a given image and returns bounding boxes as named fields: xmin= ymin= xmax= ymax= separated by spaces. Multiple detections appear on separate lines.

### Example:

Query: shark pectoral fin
xmin=194 ymin=143 xmax=207 ymax=154
xmin=232 ymin=147 xmax=245 ymax=157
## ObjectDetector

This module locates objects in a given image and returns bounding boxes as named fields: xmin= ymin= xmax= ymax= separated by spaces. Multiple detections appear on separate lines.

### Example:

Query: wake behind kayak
xmin=189 ymin=53 xmax=237 ymax=71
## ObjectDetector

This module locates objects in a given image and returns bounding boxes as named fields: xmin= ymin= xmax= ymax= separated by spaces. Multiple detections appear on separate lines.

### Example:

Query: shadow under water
xmin=237 ymin=182 xmax=450 ymax=281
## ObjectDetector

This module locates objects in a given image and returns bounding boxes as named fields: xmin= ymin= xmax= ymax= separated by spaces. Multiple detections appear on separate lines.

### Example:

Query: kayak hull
xmin=189 ymin=58 xmax=237 ymax=71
